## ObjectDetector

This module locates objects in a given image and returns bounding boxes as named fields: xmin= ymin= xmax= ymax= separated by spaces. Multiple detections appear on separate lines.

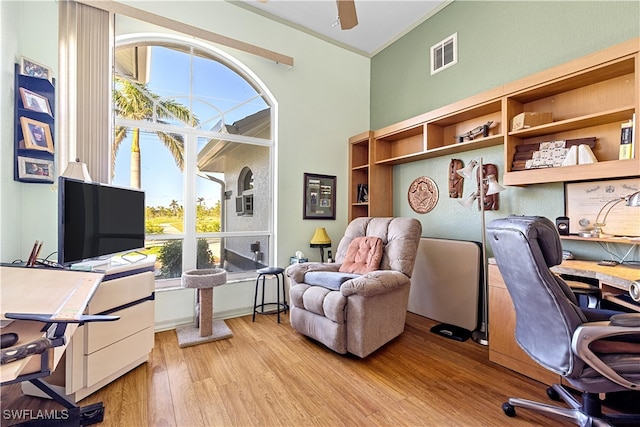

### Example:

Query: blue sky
xmin=112 ymin=46 xmax=268 ymax=209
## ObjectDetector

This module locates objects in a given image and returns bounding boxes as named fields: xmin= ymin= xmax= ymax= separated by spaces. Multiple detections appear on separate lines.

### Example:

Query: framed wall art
xmin=17 ymin=156 xmax=54 ymax=182
xmin=20 ymin=117 xmax=54 ymax=154
xmin=19 ymin=87 xmax=52 ymax=115
xmin=20 ymin=56 xmax=52 ymax=82
xmin=303 ymin=173 xmax=336 ymax=220
xmin=564 ymin=178 xmax=640 ymax=237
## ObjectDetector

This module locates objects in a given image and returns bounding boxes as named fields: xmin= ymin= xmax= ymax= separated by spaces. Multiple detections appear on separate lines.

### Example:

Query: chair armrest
xmin=572 ymin=318 xmax=640 ymax=390
xmin=285 ymin=262 xmax=340 ymax=285
xmin=341 ymin=270 xmax=410 ymax=297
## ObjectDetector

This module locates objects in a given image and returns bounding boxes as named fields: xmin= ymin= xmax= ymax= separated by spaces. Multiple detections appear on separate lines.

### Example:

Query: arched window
xmin=113 ymin=33 xmax=275 ymax=288
xmin=236 ymin=167 xmax=254 ymax=216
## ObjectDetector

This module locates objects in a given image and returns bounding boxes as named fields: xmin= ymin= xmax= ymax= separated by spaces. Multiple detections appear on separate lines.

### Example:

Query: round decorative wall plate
xmin=407 ymin=176 xmax=439 ymax=214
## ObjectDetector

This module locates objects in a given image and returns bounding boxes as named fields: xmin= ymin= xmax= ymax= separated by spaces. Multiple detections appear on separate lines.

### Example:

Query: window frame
xmin=113 ymin=33 xmax=277 ymax=289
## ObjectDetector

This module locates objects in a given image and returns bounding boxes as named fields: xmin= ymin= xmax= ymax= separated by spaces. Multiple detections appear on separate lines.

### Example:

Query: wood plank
xmin=4 ymin=313 xmax=632 ymax=426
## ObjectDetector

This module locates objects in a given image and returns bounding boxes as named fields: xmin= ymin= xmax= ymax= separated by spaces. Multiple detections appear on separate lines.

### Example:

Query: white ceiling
xmin=234 ymin=0 xmax=452 ymax=56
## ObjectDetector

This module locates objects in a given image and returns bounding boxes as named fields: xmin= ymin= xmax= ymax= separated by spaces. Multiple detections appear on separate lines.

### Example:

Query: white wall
xmin=2 ymin=1 xmax=370 ymax=329
xmin=1 ymin=0 xmax=59 ymax=264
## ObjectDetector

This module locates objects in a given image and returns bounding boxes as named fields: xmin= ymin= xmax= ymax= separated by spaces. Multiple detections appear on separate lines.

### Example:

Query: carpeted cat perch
xmin=176 ymin=268 xmax=233 ymax=348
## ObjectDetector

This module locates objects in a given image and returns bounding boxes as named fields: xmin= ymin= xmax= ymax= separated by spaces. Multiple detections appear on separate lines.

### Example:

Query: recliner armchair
xmin=487 ymin=216 xmax=640 ymax=426
xmin=285 ymin=217 xmax=422 ymax=358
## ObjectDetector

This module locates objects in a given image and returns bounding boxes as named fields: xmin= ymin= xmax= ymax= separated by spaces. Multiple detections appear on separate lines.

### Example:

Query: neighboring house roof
xmin=115 ymin=45 xmax=150 ymax=84
xmin=197 ymin=108 xmax=271 ymax=174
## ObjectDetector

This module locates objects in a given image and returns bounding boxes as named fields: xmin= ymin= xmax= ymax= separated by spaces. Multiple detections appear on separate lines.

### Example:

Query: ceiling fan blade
xmin=336 ymin=0 xmax=358 ymax=30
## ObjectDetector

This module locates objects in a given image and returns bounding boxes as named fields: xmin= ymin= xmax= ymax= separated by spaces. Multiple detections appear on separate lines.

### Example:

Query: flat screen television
xmin=58 ymin=177 xmax=146 ymax=266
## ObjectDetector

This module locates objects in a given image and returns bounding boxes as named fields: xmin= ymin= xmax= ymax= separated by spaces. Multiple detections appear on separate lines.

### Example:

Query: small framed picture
xmin=19 ymin=87 xmax=52 ymax=115
xmin=20 ymin=117 xmax=54 ymax=154
xmin=303 ymin=173 xmax=336 ymax=220
xmin=17 ymin=156 xmax=54 ymax=182
xmin=20 ymin=56 xmax=52 ymax=81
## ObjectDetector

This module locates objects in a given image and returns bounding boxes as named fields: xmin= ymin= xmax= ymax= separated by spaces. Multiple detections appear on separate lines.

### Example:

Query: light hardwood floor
xmin=2 ymin=313 xmax=594 ymax=426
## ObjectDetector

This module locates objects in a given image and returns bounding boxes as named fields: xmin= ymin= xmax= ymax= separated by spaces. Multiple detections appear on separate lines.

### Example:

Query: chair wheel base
xmin=502 ymin=402 xmax=516 ymax=417
xmin=547 ymin=386 xmax=561 ymax=401
xmin=80 ymin=402 xmax=105 ymax=425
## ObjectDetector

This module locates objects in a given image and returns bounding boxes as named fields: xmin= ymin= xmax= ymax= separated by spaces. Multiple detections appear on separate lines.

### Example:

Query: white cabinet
xmin=22 ymin=259 xmax=156 ymax=402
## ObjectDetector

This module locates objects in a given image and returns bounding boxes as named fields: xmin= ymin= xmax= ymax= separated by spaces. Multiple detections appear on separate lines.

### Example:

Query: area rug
xmin=175 ymin=319 xmax=233 ymax=348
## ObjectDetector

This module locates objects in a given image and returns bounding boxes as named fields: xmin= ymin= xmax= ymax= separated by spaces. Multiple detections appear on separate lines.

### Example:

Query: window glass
xmin=113 ymin=35 xmax=274 ymax=289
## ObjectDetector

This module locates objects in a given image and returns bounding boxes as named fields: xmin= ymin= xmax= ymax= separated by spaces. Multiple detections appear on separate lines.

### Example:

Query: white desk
xmin=1 ymin=267 xmax=104 ymax=381
xmin=0 ymin=266 xmax=106 ymax=424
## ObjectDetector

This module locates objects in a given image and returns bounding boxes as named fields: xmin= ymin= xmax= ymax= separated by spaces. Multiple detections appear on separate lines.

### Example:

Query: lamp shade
xmin=485 ymin=175 xmax=506 ymax=195
xmin=61 ymin=159 xmax=92 ymax=182
xmin=309 ymin=227 xmax=331 ymax=246
xmin=457 ymin=193 xmax=478 ymax=210
xmin=455 ymin=160 xmax=478 ymax=179
xmin=626 ymin=191 xmax=640 ymax=207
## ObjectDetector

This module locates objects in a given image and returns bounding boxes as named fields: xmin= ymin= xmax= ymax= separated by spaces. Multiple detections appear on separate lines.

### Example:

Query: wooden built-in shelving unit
xmin=347 ymin=38 xmax=639 ymax=221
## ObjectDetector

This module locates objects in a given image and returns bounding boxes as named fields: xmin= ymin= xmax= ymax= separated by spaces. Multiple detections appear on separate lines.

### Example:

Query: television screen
xmin=58 ymin=177 xmax=145 ymax=266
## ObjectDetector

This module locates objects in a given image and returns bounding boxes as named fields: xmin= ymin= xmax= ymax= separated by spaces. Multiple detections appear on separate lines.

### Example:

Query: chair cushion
xmin=339 ymin=236 xmax=383 ymax=274
xmin=304 ymin=271 xmax=361 ymax=291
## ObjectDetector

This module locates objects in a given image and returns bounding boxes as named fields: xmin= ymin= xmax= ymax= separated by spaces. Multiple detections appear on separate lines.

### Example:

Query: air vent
xmin=431 ymin=33 xmax=457 ymax=75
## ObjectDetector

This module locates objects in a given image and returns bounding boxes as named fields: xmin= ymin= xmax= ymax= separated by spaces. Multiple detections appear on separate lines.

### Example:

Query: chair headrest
xmin=488 ymin=216 xmax=563 ymax=267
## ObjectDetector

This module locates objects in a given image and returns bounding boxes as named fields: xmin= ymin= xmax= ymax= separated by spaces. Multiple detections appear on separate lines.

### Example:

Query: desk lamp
xmin=310 ymin=227 xmax=331 ymax=263
xmin=456 ymin=157 xmax=506 ymax=346
xmin=591 ymin=190 xmax=640 ymax=238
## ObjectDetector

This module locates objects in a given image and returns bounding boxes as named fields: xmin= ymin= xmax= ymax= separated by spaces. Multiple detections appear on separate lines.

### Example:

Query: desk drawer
xmin=88 ymin=271 xmax=154 ymax=314
xmin=85 ymin=327 xmax=153 ymax=388
xmin=85 ymin=300 xmax=154 ymax=354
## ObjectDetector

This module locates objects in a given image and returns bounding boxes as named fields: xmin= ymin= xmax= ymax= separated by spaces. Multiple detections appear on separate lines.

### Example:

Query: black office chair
xmin=486 ymin=216 xmax=640 ymax=426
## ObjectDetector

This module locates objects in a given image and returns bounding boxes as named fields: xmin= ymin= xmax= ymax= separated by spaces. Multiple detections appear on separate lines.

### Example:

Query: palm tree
xmin=112 ymin=76 xmax=199 ymax=189
xmin=169 ymin=199 xmax=180 ymax=216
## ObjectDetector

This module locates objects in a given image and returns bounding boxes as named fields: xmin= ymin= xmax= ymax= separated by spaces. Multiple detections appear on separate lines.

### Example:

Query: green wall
xmin=371 ymin=1 xmax=640 ymax=261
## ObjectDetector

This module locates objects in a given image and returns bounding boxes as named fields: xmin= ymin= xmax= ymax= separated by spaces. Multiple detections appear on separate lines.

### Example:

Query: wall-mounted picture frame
xmin=303 ymin=173 xmax=336 ymax=220
xmin=20 ymin=56 xmax=52 ymax=82
xmin=564 ymin=177 xmax=640 ymax=237
xmin=19 ymin=87 xmax=52 ymax=115
xmin=20 ymin=117 xmax=54 ymax=154
xmin=17 ymin=156 xmax=54 ymax=182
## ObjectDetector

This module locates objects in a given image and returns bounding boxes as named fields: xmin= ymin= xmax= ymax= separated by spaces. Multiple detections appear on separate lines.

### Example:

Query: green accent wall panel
xmin=371 ymin=1 xmax=640 ymax=130
xmin=371 ymin=0 xmax=640 ymax=262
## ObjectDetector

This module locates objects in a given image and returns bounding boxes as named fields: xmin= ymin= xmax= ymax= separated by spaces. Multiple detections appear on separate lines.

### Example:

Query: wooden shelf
xmin=508 ymin=107 xmax=635 ymax=139
xmin=347 ymin=38 xmax=639 ymax=220
xmin=348 ymin=131 xmax=392 ymax=221
xmin=375 ymin=134 xmax=504 ymax=166
xmin=503 ymin=159 xmax=639 ymax=186
xmin=507 ymin=56 xmax=636 ymax=103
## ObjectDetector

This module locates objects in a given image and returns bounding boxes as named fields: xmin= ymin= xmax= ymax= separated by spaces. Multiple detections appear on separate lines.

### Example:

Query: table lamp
xmin=310 ymin=227 xmax=331 ymax=262
xmin=61 ymin=158 xmax=92 ymax=182
xmin=591 ymin=190 xmax=640 ymax=238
